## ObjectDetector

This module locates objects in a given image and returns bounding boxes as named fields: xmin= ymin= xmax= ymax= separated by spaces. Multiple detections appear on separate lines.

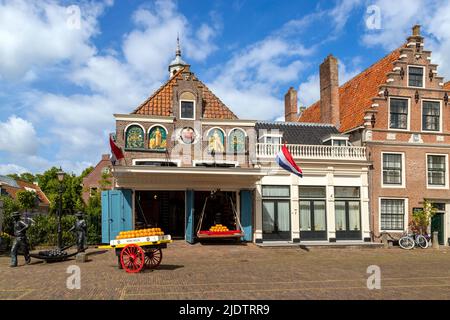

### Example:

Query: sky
xmin=1 ymin=0 xmax=450 ymax=176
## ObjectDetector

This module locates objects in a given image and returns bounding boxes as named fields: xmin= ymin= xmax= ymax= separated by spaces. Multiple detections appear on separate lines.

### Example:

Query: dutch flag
xmin=276 ymin=144 xmax=303 ymax=178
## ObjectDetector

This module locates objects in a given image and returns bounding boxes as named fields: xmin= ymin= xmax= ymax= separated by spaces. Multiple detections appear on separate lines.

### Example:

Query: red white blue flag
xmin=276 ymin=144 xmax=303 ymax=177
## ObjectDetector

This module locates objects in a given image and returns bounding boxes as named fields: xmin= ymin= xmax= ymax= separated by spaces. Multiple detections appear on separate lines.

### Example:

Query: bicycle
xmin=398 ymin=231 xmax=429 ymax=249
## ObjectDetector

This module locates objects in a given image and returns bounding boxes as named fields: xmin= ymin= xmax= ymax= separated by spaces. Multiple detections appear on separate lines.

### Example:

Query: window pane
xmin=380 ymin=199 xmax=405 ymax=230
xmin=299 ymin=201 xmax=311 ymax=231
xmin=299 ymin=186 xmax=326 ymax=198
xmin=428 ymin=155 xmax=446 ymax=186
xmin=262 ymin=201 xmax=275 ymax=233
xmin=348 ymin=201 xmax=360 ymax=231
xmin=180 ymin=101 xmax=194 ymax=119
xmin=335 ymin=201 xmax=346 ymax=231
xmin=409 ymin=67 xmax=423 ymax=87
xmin=313 ymin=201 xmax=326 ymax=231
xmin=390 ymin=98 xmax=408 ymax=129
xmin=262 ymin=186 xmax=290 ymax=198
xmin=422 ymin=101 xmax=440 ymax=131
xmin=383 ymin=154 xmax=402 ymax=185
xmin=277 ymin=201 xmax=290 ymax=232
xmin=334 ymin=187 xmax=360 ymax=198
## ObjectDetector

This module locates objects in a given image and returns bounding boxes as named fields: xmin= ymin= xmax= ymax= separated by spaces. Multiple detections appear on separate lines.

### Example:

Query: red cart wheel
xmin=120 ymin=244 xmax=145 ymax=273
xmin=145 ymin=248 xmax=162 ymax=269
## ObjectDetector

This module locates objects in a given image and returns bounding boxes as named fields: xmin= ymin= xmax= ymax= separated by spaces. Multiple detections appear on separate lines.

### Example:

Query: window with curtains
xmin=422 ymin=101 xmax=440 ymax=131
xmin=299 ymin=187 xmax=326 ymax=232
xmin=389 ymin=98 xmax=408 ymax=129
xmin=427 ymin=155 xmax=446 ymax=186
xmin=408 ymin=66 xmax=424 ymax=87
xmin=382 ymin=153 xmax=403 ymax=185
xmin=262 ymin=186 xmax=290 ymax=239
xmin=380 ymin=199 xmax=405 ymax=231
xmin=334 ymin=187 xmax=361 ymax=233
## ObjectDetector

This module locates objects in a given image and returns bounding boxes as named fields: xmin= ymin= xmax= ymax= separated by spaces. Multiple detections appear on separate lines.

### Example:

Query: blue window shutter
xmin=121 ymin=189 xmax=133 ymax=231
xmin=240 ymin=190 xmax=253 ymax=242
xmin=101 ymin=191 xmax=110 ymax=243
xmin=185 ymin=190 xmax=194 ymax=244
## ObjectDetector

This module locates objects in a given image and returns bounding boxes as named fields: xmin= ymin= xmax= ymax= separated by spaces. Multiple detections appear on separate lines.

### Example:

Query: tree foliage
xmin=17 ymin=190 xmax=38 ymax=211
xmin=411 ymin=200 xmax=437 ymax=234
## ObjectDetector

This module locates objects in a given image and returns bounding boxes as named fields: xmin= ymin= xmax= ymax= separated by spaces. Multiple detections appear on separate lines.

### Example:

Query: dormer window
xmin=180 ymin=101 xmax=195 ymax=120
xmin=322 ymin=134 xmax=349 ymax=146
xmin=408 ymin=66 xmax=424 ymax=88
xmin=259 ymin=134 xmax=282 ymax=145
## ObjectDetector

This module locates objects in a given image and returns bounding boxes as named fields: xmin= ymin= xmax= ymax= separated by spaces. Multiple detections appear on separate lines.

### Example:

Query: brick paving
xmin=1 ymin=241 xmax=450 ymax=300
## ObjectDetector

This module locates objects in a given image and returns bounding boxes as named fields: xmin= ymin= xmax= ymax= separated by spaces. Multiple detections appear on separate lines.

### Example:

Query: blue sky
xmin=1 ymin=0 xmax=450 ymax=175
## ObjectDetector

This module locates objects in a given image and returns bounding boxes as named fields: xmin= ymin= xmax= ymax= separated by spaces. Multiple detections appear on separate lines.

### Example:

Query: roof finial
xmin=176 ymin=33 xmax=181 ymax=57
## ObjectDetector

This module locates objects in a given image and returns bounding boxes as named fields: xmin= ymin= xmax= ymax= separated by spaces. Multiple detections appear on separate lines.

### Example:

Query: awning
xmin=112 ymin=166 xmax=266 ymax=190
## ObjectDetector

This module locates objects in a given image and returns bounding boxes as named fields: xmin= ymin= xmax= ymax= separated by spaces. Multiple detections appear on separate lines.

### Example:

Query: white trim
xmin=407 ymin=65 xmax=426 ymax=89
xmin=381 ymin=152 xmax=406 ymax=189
xmin=147 ymin=124 xmax=169 ymax=134
xmin=115 ymin=115 xmax=174 ymax=123
xmin=202 ymin=120 xmax=257 ymax=127
xmin=425 ymin=153 xmax=449 ymax=190
xmin=388 ymin=96 xmax=411 ymax=131
xmin=421 ymin=99 xmax=443 ymax=133
xmin=132 ymin=158 xmax=181 ymax=167
xmin=192 ymin=160 xmax=239 ymax=167
xmin=379 ymin=197 xmax=409 ymax=233
xmin=124 ymin=123 xmax=146 ymax=135
xmin=179 ymin=99 xmax=196 ymax=120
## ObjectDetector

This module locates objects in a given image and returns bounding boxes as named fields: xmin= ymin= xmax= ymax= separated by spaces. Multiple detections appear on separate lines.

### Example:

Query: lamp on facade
xmin=429 ymin=69 xmax=434 ymax=81
xmin=415 ymin=90 xmax=420 ymax=104
xmin=400 ymin=67 xmax=405 ymax=80
xmin=444 ymin=92 xmax=449 ymax=106
xmin=56 ymin=167 xmax=65 ymax=250
xmin=384 ymin=88 xmax=389 ymax=100
xmin=370 ymin=114 xmax=376 ymax=128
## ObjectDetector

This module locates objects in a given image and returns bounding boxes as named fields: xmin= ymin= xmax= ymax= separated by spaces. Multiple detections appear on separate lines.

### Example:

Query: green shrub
xmin=27 ymin=214 xmax=76 ymax=248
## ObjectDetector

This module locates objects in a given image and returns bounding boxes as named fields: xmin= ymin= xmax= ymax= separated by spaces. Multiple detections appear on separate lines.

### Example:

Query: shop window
xmin=262 ymin=185 xmax=291 ymax=241
xmin=180 ymin=101 xmax=194 ymax=119
xmin=334 ymin=187 xmax=361 ymax=239
xmin=228 ymin=129 xmax=246 ymax=154
xmin=427 ymin=155 xmax=446 ymax=186
xmin=382 ymin=153 xmax=403 ymax=186
xmin=299 ymin=187 xmax=326 ymax=235
xmin=422 ymin=101 xmax=440 ymax=131
xmin=148 ymin=126 xmax=168 ymax=151
xmin=380 ymin=199 xmax=405 ymax=231
xmin=408 ymin=66 xmax=424 ymax=87
xmin=389 ymin=98 xmax=408 ymax=130
xmin=207 ymin=128 xmax=225 ymax=154
xmin=125 ymin=125 xmax=145 ymax=149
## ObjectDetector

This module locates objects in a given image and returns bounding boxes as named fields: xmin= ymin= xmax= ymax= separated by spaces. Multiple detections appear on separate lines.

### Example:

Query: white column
xmin=361 ymin=169 xmax=371 ymax=241
xmin=291 ymin=174 xmax=300 ymax=242
xmin=254 ymin=181 xmax=263 ymax=243
xmin=326 ymin=167 xmax=336 ymax=241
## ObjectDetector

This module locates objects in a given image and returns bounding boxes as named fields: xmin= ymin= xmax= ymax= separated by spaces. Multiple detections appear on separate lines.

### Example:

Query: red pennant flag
xmin=109 ymin=134 xmax=124 ymax=164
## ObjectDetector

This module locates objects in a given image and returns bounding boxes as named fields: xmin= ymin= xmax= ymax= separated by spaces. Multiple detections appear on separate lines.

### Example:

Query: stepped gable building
xmin=299 ymin=25 xmax=450 ymax=245
xmin=104 ymin=39 xmax=370 ymax=245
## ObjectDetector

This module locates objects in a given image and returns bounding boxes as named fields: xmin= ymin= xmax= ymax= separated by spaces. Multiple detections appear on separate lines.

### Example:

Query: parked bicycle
xmin=399 ymin=230 xmax=430 ymax=249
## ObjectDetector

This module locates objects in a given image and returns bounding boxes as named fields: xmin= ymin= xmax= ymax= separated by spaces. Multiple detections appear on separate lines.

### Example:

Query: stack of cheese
xmin=116 ymin=228 xmax=164 ymax=240
xmin=209 ymin=224 xmax=229 ymax=232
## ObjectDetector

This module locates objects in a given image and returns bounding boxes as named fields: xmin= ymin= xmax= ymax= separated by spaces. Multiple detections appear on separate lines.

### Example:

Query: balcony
xmin=256 ymin=143 xmax=367 ymax=161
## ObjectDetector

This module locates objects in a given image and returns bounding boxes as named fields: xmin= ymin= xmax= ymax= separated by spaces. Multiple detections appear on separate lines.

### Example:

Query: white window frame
xmin=426 ymin=153 xmax=449 ymax=189
xmin=379 ymin=197 xmax=409 ymax=233
xmin=131 ymin=158 xmax=181 ymax=167
xmin=179 ymin=99 xmax=196 ymax=120
xmin=407 ymin=65 xmax=426 ymax=89
xmin=388 ymin=97 xmax=411 ymax=131
xmin=381 ymin=152 xmax=406 ymax=188
xmin=259 ymin=133 xmax=283 ymax=145
xmin=192 ymin=160 xmax=239 ymax=167
xmin=421 ymin=99 xmax=443 ymax=133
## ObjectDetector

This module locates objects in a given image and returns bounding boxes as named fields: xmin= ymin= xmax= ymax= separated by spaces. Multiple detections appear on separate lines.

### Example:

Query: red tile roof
xmin=133 ymin=68 xmax=237 ymax=119
xmin=299 ymin=48 xmax=402 ymax=132
xmin=0 ymin=180 xmax=50 ymax=207
xmin=444 ymin=81 xmax=450 ymax=90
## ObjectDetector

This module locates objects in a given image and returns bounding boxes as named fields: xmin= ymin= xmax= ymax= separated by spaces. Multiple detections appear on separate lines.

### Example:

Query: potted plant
xmin=410 ymin=200 xmax=437 ymax=235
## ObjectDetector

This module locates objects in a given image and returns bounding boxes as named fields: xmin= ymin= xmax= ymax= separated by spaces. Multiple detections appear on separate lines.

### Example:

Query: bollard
xmin=381 ymin=232 xmax=389 ymax=248
xmin=432 ymin=232 xmax=440 ymax=249
xmin=76 ymin=252 xmax=87 ymax=263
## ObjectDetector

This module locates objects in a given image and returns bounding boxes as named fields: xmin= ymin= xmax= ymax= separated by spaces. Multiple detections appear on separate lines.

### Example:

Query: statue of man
xmin=69 ymin=211 xmax=87 ymax=252
xmin=10 ymin=212 xmax=31 ymax=267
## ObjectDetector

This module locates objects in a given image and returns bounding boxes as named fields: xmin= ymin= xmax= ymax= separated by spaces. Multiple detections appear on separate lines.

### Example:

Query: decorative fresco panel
xmin=228 ymin=129 xmax=246 ymax=153
xmin=126 ymin=125 xmax=144 ymax=149
xmin=149 ymin=126 xmax=167 ymax=151
xmin=207 ymin=128 xmax=225 ymax=153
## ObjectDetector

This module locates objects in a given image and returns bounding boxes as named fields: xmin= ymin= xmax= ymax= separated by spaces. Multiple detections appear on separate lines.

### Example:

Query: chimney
xmin=284 ymin=87 xmax=298 ymax=122
xmin=320 ymin=55 xmax=340 ymax=128
xmin=102 ymin=154 xmax=110 ymax=161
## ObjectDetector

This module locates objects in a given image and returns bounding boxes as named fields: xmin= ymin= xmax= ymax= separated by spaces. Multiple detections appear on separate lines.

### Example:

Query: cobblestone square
xmin=1 ymin=242 xmax=450 ymax=300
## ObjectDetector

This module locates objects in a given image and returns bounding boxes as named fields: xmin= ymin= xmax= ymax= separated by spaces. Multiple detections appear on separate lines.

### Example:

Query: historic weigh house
xmin=102 ymin=40 xmax=371 ymax=245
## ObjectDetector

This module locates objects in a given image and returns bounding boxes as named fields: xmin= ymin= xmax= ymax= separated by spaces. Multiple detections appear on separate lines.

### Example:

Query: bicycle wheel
xmin=399 ymin=236 xmax=415 ymax=250
xmin=416 ymin=235 xmax=428 ymax=249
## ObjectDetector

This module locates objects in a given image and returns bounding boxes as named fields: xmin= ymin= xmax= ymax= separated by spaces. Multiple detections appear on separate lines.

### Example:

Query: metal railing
xmin=256 ymin=143 xmax=367 ymax=160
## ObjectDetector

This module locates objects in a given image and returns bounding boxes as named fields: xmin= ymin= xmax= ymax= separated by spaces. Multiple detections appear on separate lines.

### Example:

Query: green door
xmin=431 ymin=213 xmax=444 ymax=245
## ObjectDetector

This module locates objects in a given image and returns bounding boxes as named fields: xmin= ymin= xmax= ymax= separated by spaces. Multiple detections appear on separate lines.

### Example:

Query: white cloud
xmin=0 ymin=163 xmax=29 ymax=175
xmin=0 ymin=0 xmax=112 ymax=81
xmin=0 ymin=116 xmax=38 ymax=155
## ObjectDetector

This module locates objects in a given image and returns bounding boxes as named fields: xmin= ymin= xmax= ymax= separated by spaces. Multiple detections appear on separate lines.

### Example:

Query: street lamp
xmin=56 ymin=167 xmax=65 ymax=250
